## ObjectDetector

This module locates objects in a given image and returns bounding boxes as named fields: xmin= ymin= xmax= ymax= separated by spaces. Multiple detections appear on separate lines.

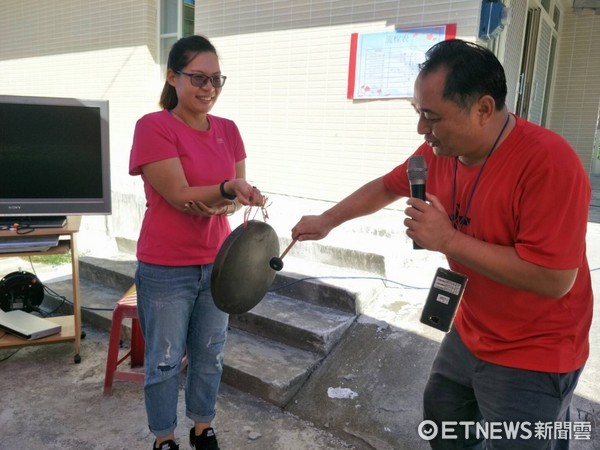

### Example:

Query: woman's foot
xmin=153 ymin=438 xmax=179 ymax=450
xmin=189 ymin=427 xmax=220 ymax=450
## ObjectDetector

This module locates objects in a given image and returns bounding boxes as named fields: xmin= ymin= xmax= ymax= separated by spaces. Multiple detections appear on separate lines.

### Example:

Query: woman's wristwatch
xmin=219 ymin=180 xmax=237 ymax=200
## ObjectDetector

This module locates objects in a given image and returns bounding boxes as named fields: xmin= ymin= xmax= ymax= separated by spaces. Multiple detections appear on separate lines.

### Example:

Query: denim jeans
xmin=423 ymin=327 xmax=583 ymax=450
xmin=135 ymin=261 xmax=229 ymax=438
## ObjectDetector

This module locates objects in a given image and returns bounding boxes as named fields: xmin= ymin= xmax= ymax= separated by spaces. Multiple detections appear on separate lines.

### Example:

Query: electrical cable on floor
xmin=269 ymin=266 xmax=600 ymax=292
xmin=42 ymin=286 xmax=114 ymax=313
xmin=0 ymin=348 xmax=20 ymax=362
xmin=22 ymin=256 xmax=115 ymax=314
xmin=268 ymin=275 xmax=429 ymax=293
xmin=9 ymin=256 xmax=600 ymax=315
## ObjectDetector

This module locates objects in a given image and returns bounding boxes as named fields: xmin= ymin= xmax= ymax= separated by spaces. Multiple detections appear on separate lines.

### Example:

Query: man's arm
xmin=292 ymin=177 xmax=399 ymax=241
xmin=405 ymin=195 xmax=578 ymax=298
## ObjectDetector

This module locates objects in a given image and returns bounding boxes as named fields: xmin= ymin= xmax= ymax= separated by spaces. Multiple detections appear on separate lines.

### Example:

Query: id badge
xmin=420 ymin=267 xmax=468 ymax=332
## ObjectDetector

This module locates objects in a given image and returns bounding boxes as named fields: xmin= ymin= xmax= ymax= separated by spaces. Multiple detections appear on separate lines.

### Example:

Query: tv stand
xmin=0 ymin=216 xmax=67 ymax=229
xmin=0 ymin=216 xmax=82 ymax=363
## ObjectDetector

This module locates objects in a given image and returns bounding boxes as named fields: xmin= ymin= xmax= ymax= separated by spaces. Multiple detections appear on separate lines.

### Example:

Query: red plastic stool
xmin=103 ymin=285 xmax=188 ymax=396
xmin=103 ymin=285 xmax=145 ymax=396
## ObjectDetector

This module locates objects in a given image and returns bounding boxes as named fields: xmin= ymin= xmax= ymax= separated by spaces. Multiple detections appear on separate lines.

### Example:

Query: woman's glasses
xmin=175 ymin=71 xmax=227 ymax=88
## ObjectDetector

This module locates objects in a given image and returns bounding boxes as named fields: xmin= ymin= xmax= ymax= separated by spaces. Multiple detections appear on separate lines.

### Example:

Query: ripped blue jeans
xmin=135 ymin=261 xmax=229 ymax=438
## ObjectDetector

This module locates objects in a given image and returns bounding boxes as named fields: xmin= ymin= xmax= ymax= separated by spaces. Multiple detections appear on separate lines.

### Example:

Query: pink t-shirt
xmin=129 ymin=110 xmax=246 ymax=266
xmin=384 ymin=115 xmax=593 ymax=373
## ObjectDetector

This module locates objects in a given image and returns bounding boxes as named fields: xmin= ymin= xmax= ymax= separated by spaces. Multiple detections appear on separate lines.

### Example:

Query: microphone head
xmin=407 ymin=155 xmax=427 ymax=184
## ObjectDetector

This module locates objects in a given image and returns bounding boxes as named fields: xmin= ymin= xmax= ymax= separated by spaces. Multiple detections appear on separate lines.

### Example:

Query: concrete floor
xmin=0 ymin=326 xmax=362 ymax=450
xmin=0 ymin=175 xmax=599 ymax=449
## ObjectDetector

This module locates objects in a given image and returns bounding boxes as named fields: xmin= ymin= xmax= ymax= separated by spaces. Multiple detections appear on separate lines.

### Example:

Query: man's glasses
xmin=175 ymin=71 xmax=227 ymax=88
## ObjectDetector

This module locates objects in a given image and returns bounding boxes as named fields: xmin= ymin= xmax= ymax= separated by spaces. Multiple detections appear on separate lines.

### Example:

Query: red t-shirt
xmin=384 ymin=115 xmax=592 ymax=373
xmin=129 ymin=110 xmax=246 ymax=266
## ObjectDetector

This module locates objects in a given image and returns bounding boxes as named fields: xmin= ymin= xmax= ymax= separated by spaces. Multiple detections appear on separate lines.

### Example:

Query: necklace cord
xmin=451 ymin=114 xmax=511 ymax=230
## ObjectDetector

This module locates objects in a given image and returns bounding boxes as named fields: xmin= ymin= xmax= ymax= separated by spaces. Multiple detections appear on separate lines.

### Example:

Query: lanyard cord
xmin=451 ymin=114 xmax=511 ymax=230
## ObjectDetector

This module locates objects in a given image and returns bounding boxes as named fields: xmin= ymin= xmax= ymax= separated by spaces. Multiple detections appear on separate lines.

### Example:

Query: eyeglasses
xmin=175 ymin=71 xmax=227 ymax=88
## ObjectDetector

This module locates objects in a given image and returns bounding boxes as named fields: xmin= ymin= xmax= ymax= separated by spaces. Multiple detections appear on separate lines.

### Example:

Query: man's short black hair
xmin=419 ymin=39 xmax=507 ymax=111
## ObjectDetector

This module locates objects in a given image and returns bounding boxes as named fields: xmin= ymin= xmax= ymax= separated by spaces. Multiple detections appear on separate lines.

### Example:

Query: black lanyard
xmin=451 ymin=114 xmax=510 ymax=230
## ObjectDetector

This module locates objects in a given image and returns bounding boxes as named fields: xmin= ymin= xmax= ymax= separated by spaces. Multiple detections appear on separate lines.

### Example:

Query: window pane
xmin=161 ymin=0 xmax=178 ymax=34
xmin=160 ymin=36 xmax=178 ymax=72
xmin=553 ymin=7 xmax=560 ymax=31
xmin=541 ymin=0 xmax=551 ymax=13
xmin=183 ymin=2 xmax=195 ymax=37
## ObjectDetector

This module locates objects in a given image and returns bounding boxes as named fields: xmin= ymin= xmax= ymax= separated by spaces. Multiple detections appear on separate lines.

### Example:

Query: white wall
xmin=550 ymin=7 xmax=600 ymax=173
xmin=197 ymin=0 xmax=481 ymax=203
xmin=0 ymin=0 xmax=160 ymax=242
xmin=1 ymin=0 xmax=598 ymax=250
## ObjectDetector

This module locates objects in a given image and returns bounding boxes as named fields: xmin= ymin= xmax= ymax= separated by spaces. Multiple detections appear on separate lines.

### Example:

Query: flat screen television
xmin=0 ymin=95 xmax=111 ymax=226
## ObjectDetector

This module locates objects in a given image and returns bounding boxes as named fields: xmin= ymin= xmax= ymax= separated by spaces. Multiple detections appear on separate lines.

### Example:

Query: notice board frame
xmin=347 ymin=24 xmax=457 ymax=100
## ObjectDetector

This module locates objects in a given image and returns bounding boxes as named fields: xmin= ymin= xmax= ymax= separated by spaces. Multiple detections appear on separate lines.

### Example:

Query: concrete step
xmin=269 ymin=270 xmax=359 ymax=314
xmin=276 ymin=236 xmax=387 ymax=276
xmin=41 ymin=275 xmax=326 ymax=408
xmin=77 ymin=255 xmax=370 ymax=313
xmin=41 ymin=254 xmax=366 ymax=408
xmin=223 ymin=327 xmax=322 ymax=408
xmin=41 ymin=276 xmax=129 ymax=340
xmin=230 ymin=292 xmax=356 ymax=355
xmin=79 ymin=255 xmax=136 ymax=293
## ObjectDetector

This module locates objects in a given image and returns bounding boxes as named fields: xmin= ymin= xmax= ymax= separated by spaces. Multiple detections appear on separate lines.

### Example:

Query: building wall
xmin=550 ymin=6 xmax=600 ymax=174
xmin=196 ymin=0 xmax=481 ymax=203
xmin=0 ymin=1 xmax=598 ymax=247
xmin=0 ymin=0 xmax=160 ymax=241
xmin=502 ymin=0 xmax=529 ymax=113
xmin=0 ymin=0 xmax=160 ymax=188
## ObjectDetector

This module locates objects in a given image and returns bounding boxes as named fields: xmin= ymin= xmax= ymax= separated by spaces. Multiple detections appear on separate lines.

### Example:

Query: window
xmin=159 ymin=0 xmax=195 ymax=76
xmin=516 ymin=0 xmax=562 ymax=126
xmin=183 ymin=0 xmax=195 ymax=36
xmin=552 ymin=6 xmax=560 ymax=31
xmin=541 ymin=0 xmax=551 ymax=13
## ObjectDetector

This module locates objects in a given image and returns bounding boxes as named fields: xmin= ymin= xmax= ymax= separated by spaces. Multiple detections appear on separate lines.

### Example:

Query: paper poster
xmin=348 ymin=24 xmax=456 ymax=99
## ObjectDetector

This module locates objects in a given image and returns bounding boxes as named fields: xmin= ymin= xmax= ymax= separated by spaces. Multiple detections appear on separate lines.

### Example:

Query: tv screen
xmin=0 ymin=95 xmax=111 ymax=220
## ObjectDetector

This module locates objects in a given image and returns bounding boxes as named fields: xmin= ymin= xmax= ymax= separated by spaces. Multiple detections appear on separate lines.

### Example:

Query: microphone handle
xmin=410 ymin=183 xmax=426 ymax=201
xmin=410 ymin=183 xmax=426 ymax=249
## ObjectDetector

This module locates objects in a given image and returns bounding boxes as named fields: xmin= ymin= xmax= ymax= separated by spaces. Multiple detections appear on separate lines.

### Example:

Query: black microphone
xmin=407 ymin=155 xmax=427 ymax=250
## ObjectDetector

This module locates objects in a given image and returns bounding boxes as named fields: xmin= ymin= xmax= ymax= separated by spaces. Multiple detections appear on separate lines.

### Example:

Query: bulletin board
xmin=347 ymin=24 xmax=456 ymax=99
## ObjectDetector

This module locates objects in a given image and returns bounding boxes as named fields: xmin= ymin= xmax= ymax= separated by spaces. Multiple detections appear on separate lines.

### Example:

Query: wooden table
xmin=0 ymin=216 xmax=82 ymax=363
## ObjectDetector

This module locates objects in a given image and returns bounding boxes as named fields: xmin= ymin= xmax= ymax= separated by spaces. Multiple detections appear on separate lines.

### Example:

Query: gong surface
xmin=211 ymin=220 xmax=279 ymax=314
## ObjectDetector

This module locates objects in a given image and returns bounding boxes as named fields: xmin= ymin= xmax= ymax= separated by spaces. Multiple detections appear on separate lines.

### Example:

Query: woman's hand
xmin=224 ymin=179 xmax=265 ymax=207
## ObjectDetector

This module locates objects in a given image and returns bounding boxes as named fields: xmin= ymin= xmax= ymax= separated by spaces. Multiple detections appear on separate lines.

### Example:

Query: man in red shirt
xmin=292 ymin=39 xmax=592 ymax=449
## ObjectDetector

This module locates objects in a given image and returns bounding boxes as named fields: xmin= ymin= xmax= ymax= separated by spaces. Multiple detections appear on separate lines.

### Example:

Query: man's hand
xmin=404 ymin=193 xmax=456 ymax=253
xmin=291 ymin=214 xmax=334 ymax=241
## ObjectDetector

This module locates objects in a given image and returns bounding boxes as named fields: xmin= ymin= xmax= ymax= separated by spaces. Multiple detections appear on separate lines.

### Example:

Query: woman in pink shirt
xmin=129 ymin=35 xmax=263 ymax=450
